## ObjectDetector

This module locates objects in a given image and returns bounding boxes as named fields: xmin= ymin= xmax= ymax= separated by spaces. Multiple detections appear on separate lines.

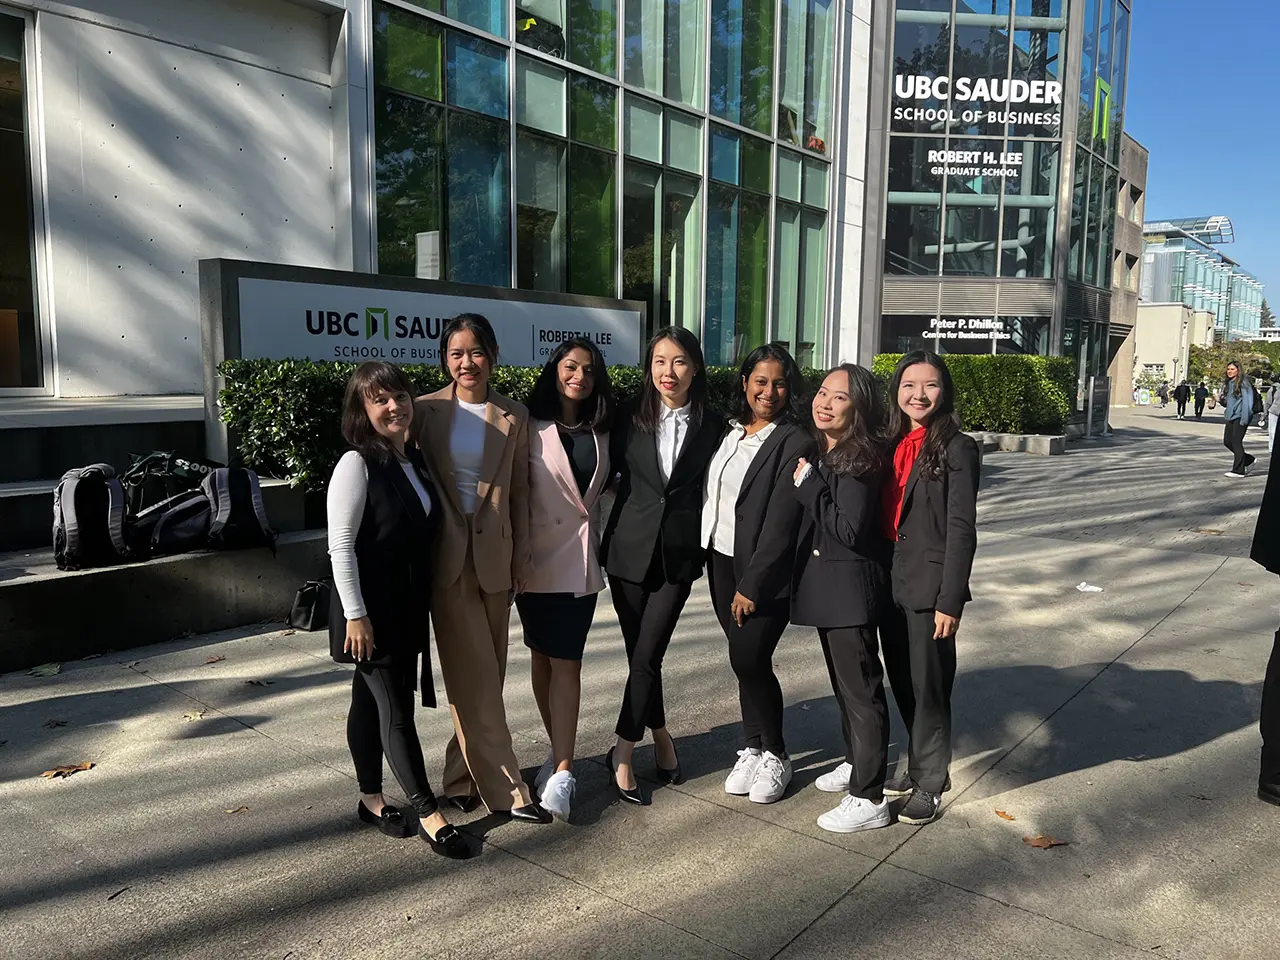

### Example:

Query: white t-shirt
xmin=657 ymin=401 xmax=692 ymax=484
xmin=327 ymin=450 xmax=433 ymax=621
xmin=451 ymin=398 xmax=488 ymax=515
xmin=701 ymin=421 xmax=777 ymax=556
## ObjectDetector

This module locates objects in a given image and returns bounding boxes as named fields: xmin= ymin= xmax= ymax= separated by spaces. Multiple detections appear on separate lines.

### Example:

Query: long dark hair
xmin=812 ymin=364 xmax=887 ymax=478
xmin=341 ymin=361 xmax=419 ymax=464
xmin=633 ymin=325 xmax=708 ymax=434
xmin=887 ymin=350 xmax=961 ymax=481
xmin=1225 ymin=359 xmax=1247 ymax=396
xmin=526 ymin=337 xmax=614 ymax=432
xmin=734 ymin=342 xmax=806 ymax=426
xmin=439 ymin=313 xmax=499 ymax=372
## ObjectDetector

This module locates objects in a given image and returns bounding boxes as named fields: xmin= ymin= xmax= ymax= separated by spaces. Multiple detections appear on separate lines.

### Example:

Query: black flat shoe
xmin=1260 ymin=782 xmax=1280 ymax=807
xmin=357 ymin=801 xmax=414 ymax=838
xmin=421 ymin=823 xmax=474 ymax=859
xmin=607 ymin=746 xmax=646 ymax=805
xmin=656 ymin=743 xmax=682 ymax=785
xmin=508 ymin=802 xmax=553 ymax=823
xmin=445 ymin=795 xmax=480 ymax=813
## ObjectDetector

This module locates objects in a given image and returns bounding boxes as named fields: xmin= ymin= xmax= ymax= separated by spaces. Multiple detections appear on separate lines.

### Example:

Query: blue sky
xmin=1124 ymin=0 xmax=1276 ymax=308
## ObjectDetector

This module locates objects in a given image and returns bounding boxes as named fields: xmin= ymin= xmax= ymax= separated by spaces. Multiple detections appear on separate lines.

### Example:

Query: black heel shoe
xmin=420 ymin=822 xmax=474 ymax=859
xmin=656 ymin=742 xmax=682 ymax=785
xmin=357 ymin=801 xmax=414 ymax=839
xmin=509 ymin=801 xmax=553 ymax=824
xmin=607 ymin=746 xmax=646 ymax=805
xmin=445 ymin=795 xmax=480 ymax=813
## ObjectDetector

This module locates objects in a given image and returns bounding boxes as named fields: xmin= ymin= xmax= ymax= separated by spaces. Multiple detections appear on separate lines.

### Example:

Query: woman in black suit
xmin=703 ymin=343 xmax=816 ymax=805
xmin=601 ymin=326 xmax=725 ymax=803
xmin=326 ymin=361 xmax=470 ymax=859
xmin=791 ymin=364 xmax=894 ymax=834
xmin=878 ymin=350 xmax=980 ymax=826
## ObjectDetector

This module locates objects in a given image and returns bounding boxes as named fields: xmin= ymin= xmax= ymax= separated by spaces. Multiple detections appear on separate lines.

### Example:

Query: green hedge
xmin=219 ymin=354 xmax=1073 ymax=490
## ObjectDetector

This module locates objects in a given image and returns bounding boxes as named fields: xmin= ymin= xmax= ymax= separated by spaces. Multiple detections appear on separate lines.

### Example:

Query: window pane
xmin=777 ymin=148 xmax=802 ymax=202
xmin=447 ymin=33 xmax=508 ymax=119
xmin=516 ymin=56 xmax=566 ymax=135
xmin=662 ymin=172 xmax=702 ymax=329
xmin=710 ymin=0 xmax=774 ymax=133
xmin=1108 ymin=2 xmax=1128 ymax=163
xmin=1009 ymin=25 xmax=1063 ymax=138
xmin=569 ymin=74 xmax=616 ymax=149
xmin=888 ymin=5 xmax=950 ymax=135
xmin=447 ymin=112 xmax=511 ymax=286
xmin=1068 ymin=147 xmax=1086 ymax=281
xmin=665 ymin=109 xmax=701 ymax=173
xmin=951 ymin=17 xmax=1011 ymax=137
xmin=709 ymin=126 xmax=739 ymax=185
xmin=516 ymin=132 xmax=567 ymax=291
xmin=516 ymin=0 xmax=567 ymax=57
xmin=780 ymin=0 xmax=834 ymax=152
xmin=1015 ymin=0 xmax=1061 ymax=15
xmin=741 ymin=135 xmax=770 ymax=194
xmin=997 ymin=316 xmax=1051 ymax=356
xmin=797 ymin=208 xmax=826 ymax=365
xmin=0 ymin=11 xmax=41 ymax=386
xmin=1000 ymin=140 xmax=1057 ymax=278
xmin=880 ymin=314 xmax=935 ymax=355
xmin=886 ymin=204 xmax=941 ymax=275
xmin=624 ymin=0 xmax=662 ymax=94
xmin=1084 ymin=155 xmax=1101 ymax=286
xmin=375 ymin=91 xmax=444 ymax=278
xmin=622 ymin=162 xmax=661 ymax=334
xmin=568 ymin=144 xmax=618 ymax=296
xmin=665 ymin=0 xmax=705 ymax=107
xmin=437 ymin=0 xmax=507 ymax=39
xmin=802 ymin=157 xmax=827 ymax=208
xmin=1096 ymin=163 xmax=1117 ymax=288
xmin=624 ymin=95 xmax=662 ymax=162
xmin=943 ymin=137 xmax=1001 ymax=276
xmin=705 ymin=186 xmax=769 ymax=365
xmin=569 ymin=0 xmax=618 ymax=75
xmin=374 ymin=3 xmax=443 ymax=102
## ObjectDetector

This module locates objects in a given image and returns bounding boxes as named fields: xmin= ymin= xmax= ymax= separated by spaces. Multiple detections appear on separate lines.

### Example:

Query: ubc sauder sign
xmin=893 ymin=74 xmax=1063 ymax=129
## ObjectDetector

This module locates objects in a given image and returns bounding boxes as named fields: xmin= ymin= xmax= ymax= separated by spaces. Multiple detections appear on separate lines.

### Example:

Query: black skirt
xmin=515 ymin=591 xmax=599 ymax=661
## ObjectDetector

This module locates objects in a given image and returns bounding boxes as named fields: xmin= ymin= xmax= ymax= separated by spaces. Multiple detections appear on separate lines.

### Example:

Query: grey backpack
xmin=52 ymin=464 xmax=129 ymax=570
xmin=201 ymin=467 xmax=276 ymax=552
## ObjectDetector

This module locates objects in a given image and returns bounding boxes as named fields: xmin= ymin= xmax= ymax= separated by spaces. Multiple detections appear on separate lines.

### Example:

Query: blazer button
xmin=897 ymin=533 xmax=906 ymax=542
xmin=812 ymin=549 xmax=820 ymax=557
xmin=659 ymin=496 xmax=666 ymax=504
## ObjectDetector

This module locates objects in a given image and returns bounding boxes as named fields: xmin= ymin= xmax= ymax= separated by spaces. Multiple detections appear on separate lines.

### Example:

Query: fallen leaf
xmin=42 ymin=762 xmax=95 ymax=779
xmin=245 ymin=679 xmax=273 ymax=687
xmin=1190 ymin=794 xmax=1213 ymax=802
xmin=43 ymin=719 xmax=68 ymax=729
xmin=107 ymin=886 xmax=130 ymax=901
xmin=1023 ymin=834 xmax=1069 ymax=849
xmin=204 ymin=655 xmax=226 ymax=665
xmin=995 ymin=809 xmax=1016 ymax=821
xmin=1238 ymin=582 xmax=1254 ymax=587
xmin=183 ymin=710 xmax=206 ymax=722
xmin=1192 ymin=528 xmax=1222 ymax=536
xmin=281 ymin=629 xmax=296 ymax=636
xmin=1122 ymin=754 xmax=1150 ymax=762
xmin=28 ymin=662 xmax=61 ymax=677
xmin=224 ymin=806 xmax=249 ymax=814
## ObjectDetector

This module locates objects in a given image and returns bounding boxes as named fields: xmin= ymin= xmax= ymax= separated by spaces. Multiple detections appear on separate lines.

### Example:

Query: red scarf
xmin=881 ymin=426 xmax=926 ymax=540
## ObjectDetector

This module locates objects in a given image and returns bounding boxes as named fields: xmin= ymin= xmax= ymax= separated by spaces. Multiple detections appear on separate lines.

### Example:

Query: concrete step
xmin=0 ymin=530 xmax=329 ymax=673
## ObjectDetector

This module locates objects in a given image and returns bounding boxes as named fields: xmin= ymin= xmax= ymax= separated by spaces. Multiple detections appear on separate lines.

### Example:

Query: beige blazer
xmin=524 ymin=420 xmax=611 ymax=596
xmin=415 ymin=383 xmax=532 ymax=594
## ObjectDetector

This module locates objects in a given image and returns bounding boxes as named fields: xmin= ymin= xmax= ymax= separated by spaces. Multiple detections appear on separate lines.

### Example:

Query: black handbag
xmin=288 ymin=579 xmax=331 ymax=631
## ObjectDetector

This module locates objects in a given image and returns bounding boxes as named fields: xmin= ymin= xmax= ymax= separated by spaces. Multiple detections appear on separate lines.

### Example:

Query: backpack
xmin=52 ymin=464 xmax=129 ymax=570
xmin=121 ymin=451 xmax=218 ymax=515
xmin=1252 ymin=383 xmax=1264 ymax=422
xmin=201 ymin=467 xmax=276 ymax=552
xmin=127 ymin=489 xmax=211 ymax=558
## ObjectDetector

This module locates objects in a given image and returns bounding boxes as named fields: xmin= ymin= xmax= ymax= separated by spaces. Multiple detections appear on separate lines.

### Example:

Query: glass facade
xmin=0 ymin=11 xmax=40 ymax=387
xmin=372 ymin=0 xmax=835 ymax=366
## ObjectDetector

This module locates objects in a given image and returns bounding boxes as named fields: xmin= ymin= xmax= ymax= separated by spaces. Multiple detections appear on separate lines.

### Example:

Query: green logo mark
xmin=365 ymin=307 xmax=389 ymax=341
xmin=1092 ymin=76 xmax=1112 ymax=141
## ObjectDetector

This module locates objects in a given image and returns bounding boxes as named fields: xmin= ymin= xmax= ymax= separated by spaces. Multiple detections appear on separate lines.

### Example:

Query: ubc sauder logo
xmin=304 ymin=307 xmax=444 ymax=361
xmin=365 ymin=307 xmax=390 ymax=340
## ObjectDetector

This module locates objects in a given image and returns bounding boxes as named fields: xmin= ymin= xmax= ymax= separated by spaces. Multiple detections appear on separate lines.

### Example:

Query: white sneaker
xmin=534 ymin=752 xmax=555 ymax=793
xmin=817 ymin=794 xmax=892 ymax=834
xmin=749 ymin=751 xmax=792 ymax=804
xmin=724 ymin=748 xmax=763 ymax=795
xmin=815 ymin=761 xmax=853 ymax=793
xmin=1225 ymin=471 xmax=1245 ymax=478
xmin=540 ymin=770 xmax=575 ymax=821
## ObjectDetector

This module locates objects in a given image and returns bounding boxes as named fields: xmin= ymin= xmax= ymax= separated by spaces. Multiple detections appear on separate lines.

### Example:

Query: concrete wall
xmin=1108 ymin=133 xmax=1147 ymax=405
xmin=30 ymin=0 xmax=344 ymax=397
xmin=829 ymin=0 xmax=870 ymax=363
xmin=1135 ymin=302 xmax=1194 ymax=384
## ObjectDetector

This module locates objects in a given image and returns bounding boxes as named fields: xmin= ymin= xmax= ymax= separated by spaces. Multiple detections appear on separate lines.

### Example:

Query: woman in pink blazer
xmin=516 ymin=337 xmax=614 ymax=821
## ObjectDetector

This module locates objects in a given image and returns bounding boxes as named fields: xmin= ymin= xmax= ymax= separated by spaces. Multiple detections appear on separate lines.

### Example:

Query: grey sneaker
xmin=883 ymin=772 xmax=951 ymax=798
xmin=897 ymin=788 xmax=942 ymax=825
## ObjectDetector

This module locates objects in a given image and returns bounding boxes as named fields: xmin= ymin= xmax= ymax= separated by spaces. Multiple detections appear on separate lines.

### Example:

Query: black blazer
xmin=889 ymin=432 xmax=980 ymax=617
xmin=328 ymin=448 xmax=440 ymax=706
xmin=602 ymin=401 xmax=726 ymax=585
xmin=1252 ymin=450 xmax=1280 ymax=574
xmin=711 ymin=422 xmax=817 ymax=604
xmin=791 ymin=461 xmax=890 ymax=628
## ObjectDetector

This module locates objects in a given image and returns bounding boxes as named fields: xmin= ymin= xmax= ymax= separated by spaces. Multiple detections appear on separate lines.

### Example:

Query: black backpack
xmin=1252 ymin=383 xmax=1265 ymax=422
xmin=202 ymin=468 xmax=276 ymax=552
xmin=121 ymin=451 xmax=218 ymax=515
xmin=127 ymin=489 xmax=212 ymax=558
xmin=52 ymin=464 xmax=129 ymax=570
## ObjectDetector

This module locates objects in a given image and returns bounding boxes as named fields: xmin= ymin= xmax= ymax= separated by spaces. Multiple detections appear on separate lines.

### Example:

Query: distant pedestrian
xmin=1247 ymin=455 xmax=1280 ymax=808
xmin=1269 ymin=383 xmax=1280 ymax=453
xmin=1157 ymin=382 xmax=1169 ymax=408
xmin=1194 ymin=382 xmax=1209 ymax=418
xmin=1173 ymin=380 xmax=1191 ymax=419
xmin=1220 ymin=360 xmax=1257 ymax=478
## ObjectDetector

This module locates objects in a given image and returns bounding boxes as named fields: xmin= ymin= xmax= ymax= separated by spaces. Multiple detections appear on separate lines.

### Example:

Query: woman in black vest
xmin=791 ymin=364 xmax=894 ymax=834
xmin=601 ymin=326 xmax=725 ymax=803
xmin=703 ymin=343 xmax=816 ymax=805
xmin=327 ymin=361 xmax=470 ymax=859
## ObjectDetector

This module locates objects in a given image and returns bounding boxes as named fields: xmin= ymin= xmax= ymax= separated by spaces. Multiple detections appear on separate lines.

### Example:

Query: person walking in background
xmin=518 ymin=338 xmax=614 ymax=822
xmin=703 ymin=344 xmax=815 ymax=806
xmin=327 ymin=362 xmax=470 ymax=859
xmin=601 ymin=326 xmax=724 ymax=804
xmin=878 ymin=351 xmax=980 ymax=825
xmin=1220 ymin=360 xmax=1257 ymax=479
xmin=1157 ymin=381 xmax=1169 ymax=408
xmin=1267 ymin=381 xmax=1280 ymax=453
xmin=1173 ymin=380 xmax=1191 ymax=420
xmin=1194 ymin=381 xmax=1209 ymax=419
xmin=415 ymin=314 xmax=551 ymax=824
xmin=791 ymin=364 xmax=895 ymax=835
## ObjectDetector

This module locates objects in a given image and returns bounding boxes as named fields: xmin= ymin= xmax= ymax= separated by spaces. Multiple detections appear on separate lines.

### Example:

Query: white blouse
xmin=451 ymin=398 xmax=488 ymax=515
xmin=657 ymin=401 xmax=692 ymax=484
xmin=701 ymin=421 xmax=777 ymax=556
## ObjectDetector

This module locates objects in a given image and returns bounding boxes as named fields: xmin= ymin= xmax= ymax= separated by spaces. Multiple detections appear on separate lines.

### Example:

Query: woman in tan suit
xmin=415 ymin=313 xmax=551 ymax=824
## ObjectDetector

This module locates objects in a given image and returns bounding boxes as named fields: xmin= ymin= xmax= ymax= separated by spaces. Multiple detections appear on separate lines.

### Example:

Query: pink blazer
xmin=523 ymin=420 xmax=611 ymax=596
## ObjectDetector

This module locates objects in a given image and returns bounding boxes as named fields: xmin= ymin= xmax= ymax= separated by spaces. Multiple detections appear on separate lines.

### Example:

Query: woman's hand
xmin=731 ymin=592 xmax=757 ymax=627
xmin=345 ymin=617 xmax=375 ymax=661
xmin=933 ymin=611 xmax=960 ymax=640
xmin=793 ymin=458 xmax=810 ymax=484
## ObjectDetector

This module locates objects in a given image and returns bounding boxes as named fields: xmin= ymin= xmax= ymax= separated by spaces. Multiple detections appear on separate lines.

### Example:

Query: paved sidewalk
xmin=2 ymin=407 xmax=1277 ymax=960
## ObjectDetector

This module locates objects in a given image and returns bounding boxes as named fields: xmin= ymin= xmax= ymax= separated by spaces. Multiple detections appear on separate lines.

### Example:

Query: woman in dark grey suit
xmin=791 ymin=364 xmax=894 ymax=834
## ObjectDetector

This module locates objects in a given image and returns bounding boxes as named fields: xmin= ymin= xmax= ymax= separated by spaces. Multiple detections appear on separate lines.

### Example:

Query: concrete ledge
xmin=966 ymin=432 xmax=1066 ymax=456
xmin=0 ymin=530 xmax=327 ymax=673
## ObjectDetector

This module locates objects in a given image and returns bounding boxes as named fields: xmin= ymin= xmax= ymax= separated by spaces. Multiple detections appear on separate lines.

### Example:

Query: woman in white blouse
xmin=326 ymin=361 xmax=470 ymax=859
xmin=702 ymin=344 xmax=815 ymax=805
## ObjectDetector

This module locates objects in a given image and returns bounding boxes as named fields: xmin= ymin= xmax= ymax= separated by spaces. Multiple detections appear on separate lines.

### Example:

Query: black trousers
xmin=1262 ymin=629 xmax=1280 ymax=788
xmin=1223 ymin=420 xmax=1255 ymax=474
xmin=819 ymin=625 xmax=889 ymax=802
xmin=707 ymin=551 xmax=790 ymax=755
xmin=880 ymin=599 xmax=957 ymax=795
xmin=610 ymin=570 xmax=693 ymax=742
xmin=1176 ymin=399 xmax=1188 ymax=416
xmin=1194 ymin=398 xmax=1206 ymax=417
xmin=347 ymin=663 xmax=439 ymax=818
